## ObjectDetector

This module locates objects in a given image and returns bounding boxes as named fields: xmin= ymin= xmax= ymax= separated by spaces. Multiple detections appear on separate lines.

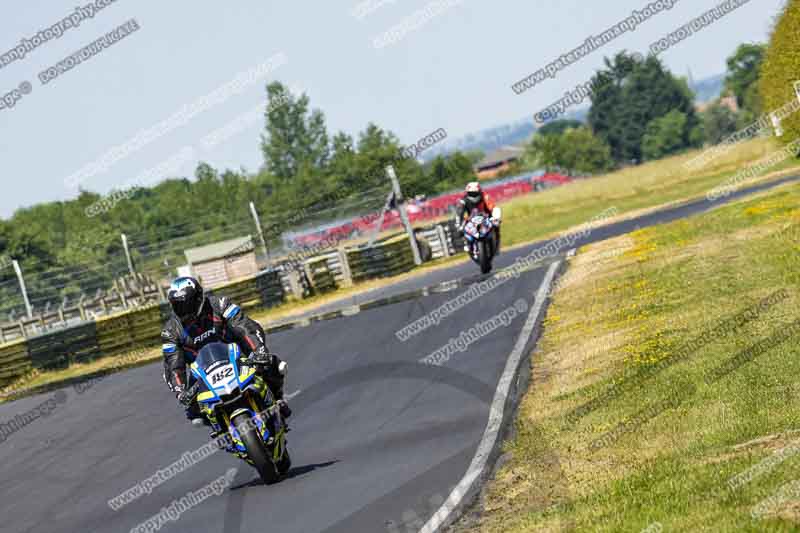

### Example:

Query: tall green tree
xmin=422 ymin=153 xmax=476 ymax=194
xmin=260 ymin=82 xmax=330 ymax=181
xmin=641 ymin=110 xmax=689 ymax=160
xmin=588 ymin=52 xmax=699 ymax=164
xmin=724 ymin=43 xmax=766 ymax=113
xmin=759 ymin=0 xmax=800 ymax=149
xmin=351 ymin=123 xmax=423 ymax=193
xmin=587 ymin=52 xmax=638 ymax=163
xmin=525 ymin=133 xmax=563 ymax=172
xmin=526 ymin=127 xmax=612 ymax=175
xmin=702 ymin=102 xmax=739 ymax=145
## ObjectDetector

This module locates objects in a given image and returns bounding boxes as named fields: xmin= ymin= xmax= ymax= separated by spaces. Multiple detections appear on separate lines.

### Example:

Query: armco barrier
xmin=27 ymin=321 xmax=99 ymax=370
xmin=0 ymin=269 xmax=287 ymax=387
xmin=95 ymin=304 xmax=163 ymax=359
xmin=443 ymin=219 xmax=465 ymax=252
xmin=348 ymin=234 xmax=415 ymax=284
xmin=207 ymin=277 xmax=261 ymax=311
xmin=0 ymin=340 xmax=32 ymax=389
xmin=255 ymin=270 xmax=285 ymax=307
xmin=304 ymin=256 xmax=338 ymax=294
xmin=207 ymin=269 xmax=286 ymax=310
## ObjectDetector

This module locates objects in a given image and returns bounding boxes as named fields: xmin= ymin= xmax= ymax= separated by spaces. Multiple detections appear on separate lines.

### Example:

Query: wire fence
xmin=0 ymin=184 xmax=396 ymax=323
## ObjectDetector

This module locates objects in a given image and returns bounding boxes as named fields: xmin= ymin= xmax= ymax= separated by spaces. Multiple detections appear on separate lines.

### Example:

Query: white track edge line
xmin=419 ymin=260 xmax=562 ymax=533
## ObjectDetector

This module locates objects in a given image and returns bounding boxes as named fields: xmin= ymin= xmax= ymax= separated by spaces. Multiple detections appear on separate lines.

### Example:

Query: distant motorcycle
xmin=463 ymin=213 xmax=499 ymax=274
xmin=185 ymin=342 xmax=290 ymax=484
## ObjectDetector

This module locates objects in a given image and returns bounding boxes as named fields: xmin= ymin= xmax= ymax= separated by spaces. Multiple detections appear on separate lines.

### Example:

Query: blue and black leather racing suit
xmin=161 ymin=294 xmax=286 ymax=419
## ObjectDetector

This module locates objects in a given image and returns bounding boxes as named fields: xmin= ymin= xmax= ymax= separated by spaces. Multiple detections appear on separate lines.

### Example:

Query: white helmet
xmin=465 ymin=182 xmax=483 ymax=203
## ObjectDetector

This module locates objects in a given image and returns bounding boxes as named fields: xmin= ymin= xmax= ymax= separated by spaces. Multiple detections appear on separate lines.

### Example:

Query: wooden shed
xmin=184 ymin=235 xmax=257 ymax=288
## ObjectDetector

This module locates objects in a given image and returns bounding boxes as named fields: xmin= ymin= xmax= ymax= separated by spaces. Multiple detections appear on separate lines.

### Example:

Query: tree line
xmin=519 ymin=43 xmax=769 ymax=176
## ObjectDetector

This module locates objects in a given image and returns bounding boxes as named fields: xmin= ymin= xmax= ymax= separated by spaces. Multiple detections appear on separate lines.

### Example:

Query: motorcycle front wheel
xmin=478 ymin=240 xmax=492 ymax=274
xmin=276 ymin=447 xmax=291 ymax=475
xmin=232 ymin=412 xmax=279 ymax=484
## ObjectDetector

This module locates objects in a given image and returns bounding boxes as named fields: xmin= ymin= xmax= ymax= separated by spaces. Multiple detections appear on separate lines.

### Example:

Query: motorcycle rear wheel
xmin=232 ymin=412 xmax=279 ymax=484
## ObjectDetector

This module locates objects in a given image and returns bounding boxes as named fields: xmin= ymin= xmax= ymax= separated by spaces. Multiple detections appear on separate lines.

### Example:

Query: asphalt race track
xmin=0 ymin=176 xmax=796 ymax=533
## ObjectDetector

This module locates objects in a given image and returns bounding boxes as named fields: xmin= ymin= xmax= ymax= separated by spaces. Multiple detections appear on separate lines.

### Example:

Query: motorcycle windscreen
xmin=195 ymin=342 xmax=230 ymax=370
xmin=192 ymin=342 xmax=239 ymax=402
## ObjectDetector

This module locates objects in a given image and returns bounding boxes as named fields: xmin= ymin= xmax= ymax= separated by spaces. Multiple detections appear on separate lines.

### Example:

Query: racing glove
xmin=176 ymin=383 xmax=198 ymax=407
xmin=177 ymin=388 xmax=193 ymax=407
xmin=247 ymin=347 xmax=288 ymax=378
xmin=247 ymin=346 xmax=276 ymax=368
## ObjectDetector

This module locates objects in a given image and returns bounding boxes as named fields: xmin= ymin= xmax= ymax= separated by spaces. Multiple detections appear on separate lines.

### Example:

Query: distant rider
xmin=456 ymin=182 xmax=502 ymax=253
xmin=161 ymin=277 xmax=292 ymax=436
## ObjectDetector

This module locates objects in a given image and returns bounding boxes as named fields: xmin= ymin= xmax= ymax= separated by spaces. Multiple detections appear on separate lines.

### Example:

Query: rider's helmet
xmin=167 ymin=277 xmax=205 ymax=323
xmin=464 ymin=181 xmax=484 ymax=207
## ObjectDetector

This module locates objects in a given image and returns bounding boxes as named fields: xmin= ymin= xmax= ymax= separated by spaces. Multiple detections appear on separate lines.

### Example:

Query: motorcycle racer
xmin=161 ymin=277 xmax=292 ymax=434
xmin=456 ymin=182 xmax=502 ymax=253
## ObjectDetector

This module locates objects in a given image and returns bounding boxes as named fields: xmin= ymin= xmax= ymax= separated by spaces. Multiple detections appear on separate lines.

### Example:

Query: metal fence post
xmin=121 ymin=234 xmax=135 ymax=276
xmin=12 ymin=260 xmax=32 ymax=319
xmin=386 ymin=165 xmax=422 ymax=266
xmin=250 ymin=201 xmax=270 ymax=264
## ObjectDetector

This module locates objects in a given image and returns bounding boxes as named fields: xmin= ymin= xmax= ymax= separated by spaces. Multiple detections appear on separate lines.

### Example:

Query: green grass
xmin=499 ymin=137 xmax=800 ymax=248
xmin=463 ymin=182 xmax=800 ymax=532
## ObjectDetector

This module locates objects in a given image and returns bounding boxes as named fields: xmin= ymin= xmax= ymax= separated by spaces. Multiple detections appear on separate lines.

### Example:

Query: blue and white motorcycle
xmin=186 ymin=342 xmax=290 ymax=484
xmin=463 ymin=212 xmax=499 ymax=274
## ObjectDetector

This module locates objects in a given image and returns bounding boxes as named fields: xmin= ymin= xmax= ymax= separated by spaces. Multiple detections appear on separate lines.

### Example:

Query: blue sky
xmin=0 ymin=0 xmax=786 ymax=218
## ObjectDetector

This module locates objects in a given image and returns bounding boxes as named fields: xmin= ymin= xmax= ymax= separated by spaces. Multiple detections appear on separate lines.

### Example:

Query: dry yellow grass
xmin=462 ymin=180 xmax=800 ymax=532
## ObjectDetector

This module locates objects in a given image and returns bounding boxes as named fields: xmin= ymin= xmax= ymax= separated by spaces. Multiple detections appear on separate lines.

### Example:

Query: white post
xmin=435 ymin=224 xmax=451 ymax=258
xmin=12 ymin=260 xmax=32 ymax=319
xmin=337 ymin=247 xmax=353 ymax=287
xmin=386 ymin=165 xmax=422 ymax=266
xmin=121 ymin=233 xmax=135 ymax=275
xmin=286 ymin=269 xmax=303 ymax=299
xmin=770 ymin=112 xmax=784 ymax=137
xmin=249 ymin=201 xmax=270 ymax=263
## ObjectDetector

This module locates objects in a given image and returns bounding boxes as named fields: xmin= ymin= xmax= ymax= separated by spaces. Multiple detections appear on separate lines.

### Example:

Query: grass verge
xmin=459 ymin=181 xmax=800 ymax=531
xmin=500 ymin=137 xmax=800 ymax=248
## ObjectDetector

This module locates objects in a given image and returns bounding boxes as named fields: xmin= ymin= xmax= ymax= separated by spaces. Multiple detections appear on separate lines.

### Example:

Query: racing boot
xmin=185 ymin=402 xmax=210 ymax=427
xmin=248 ymin=351 xmax=292 ymax=419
